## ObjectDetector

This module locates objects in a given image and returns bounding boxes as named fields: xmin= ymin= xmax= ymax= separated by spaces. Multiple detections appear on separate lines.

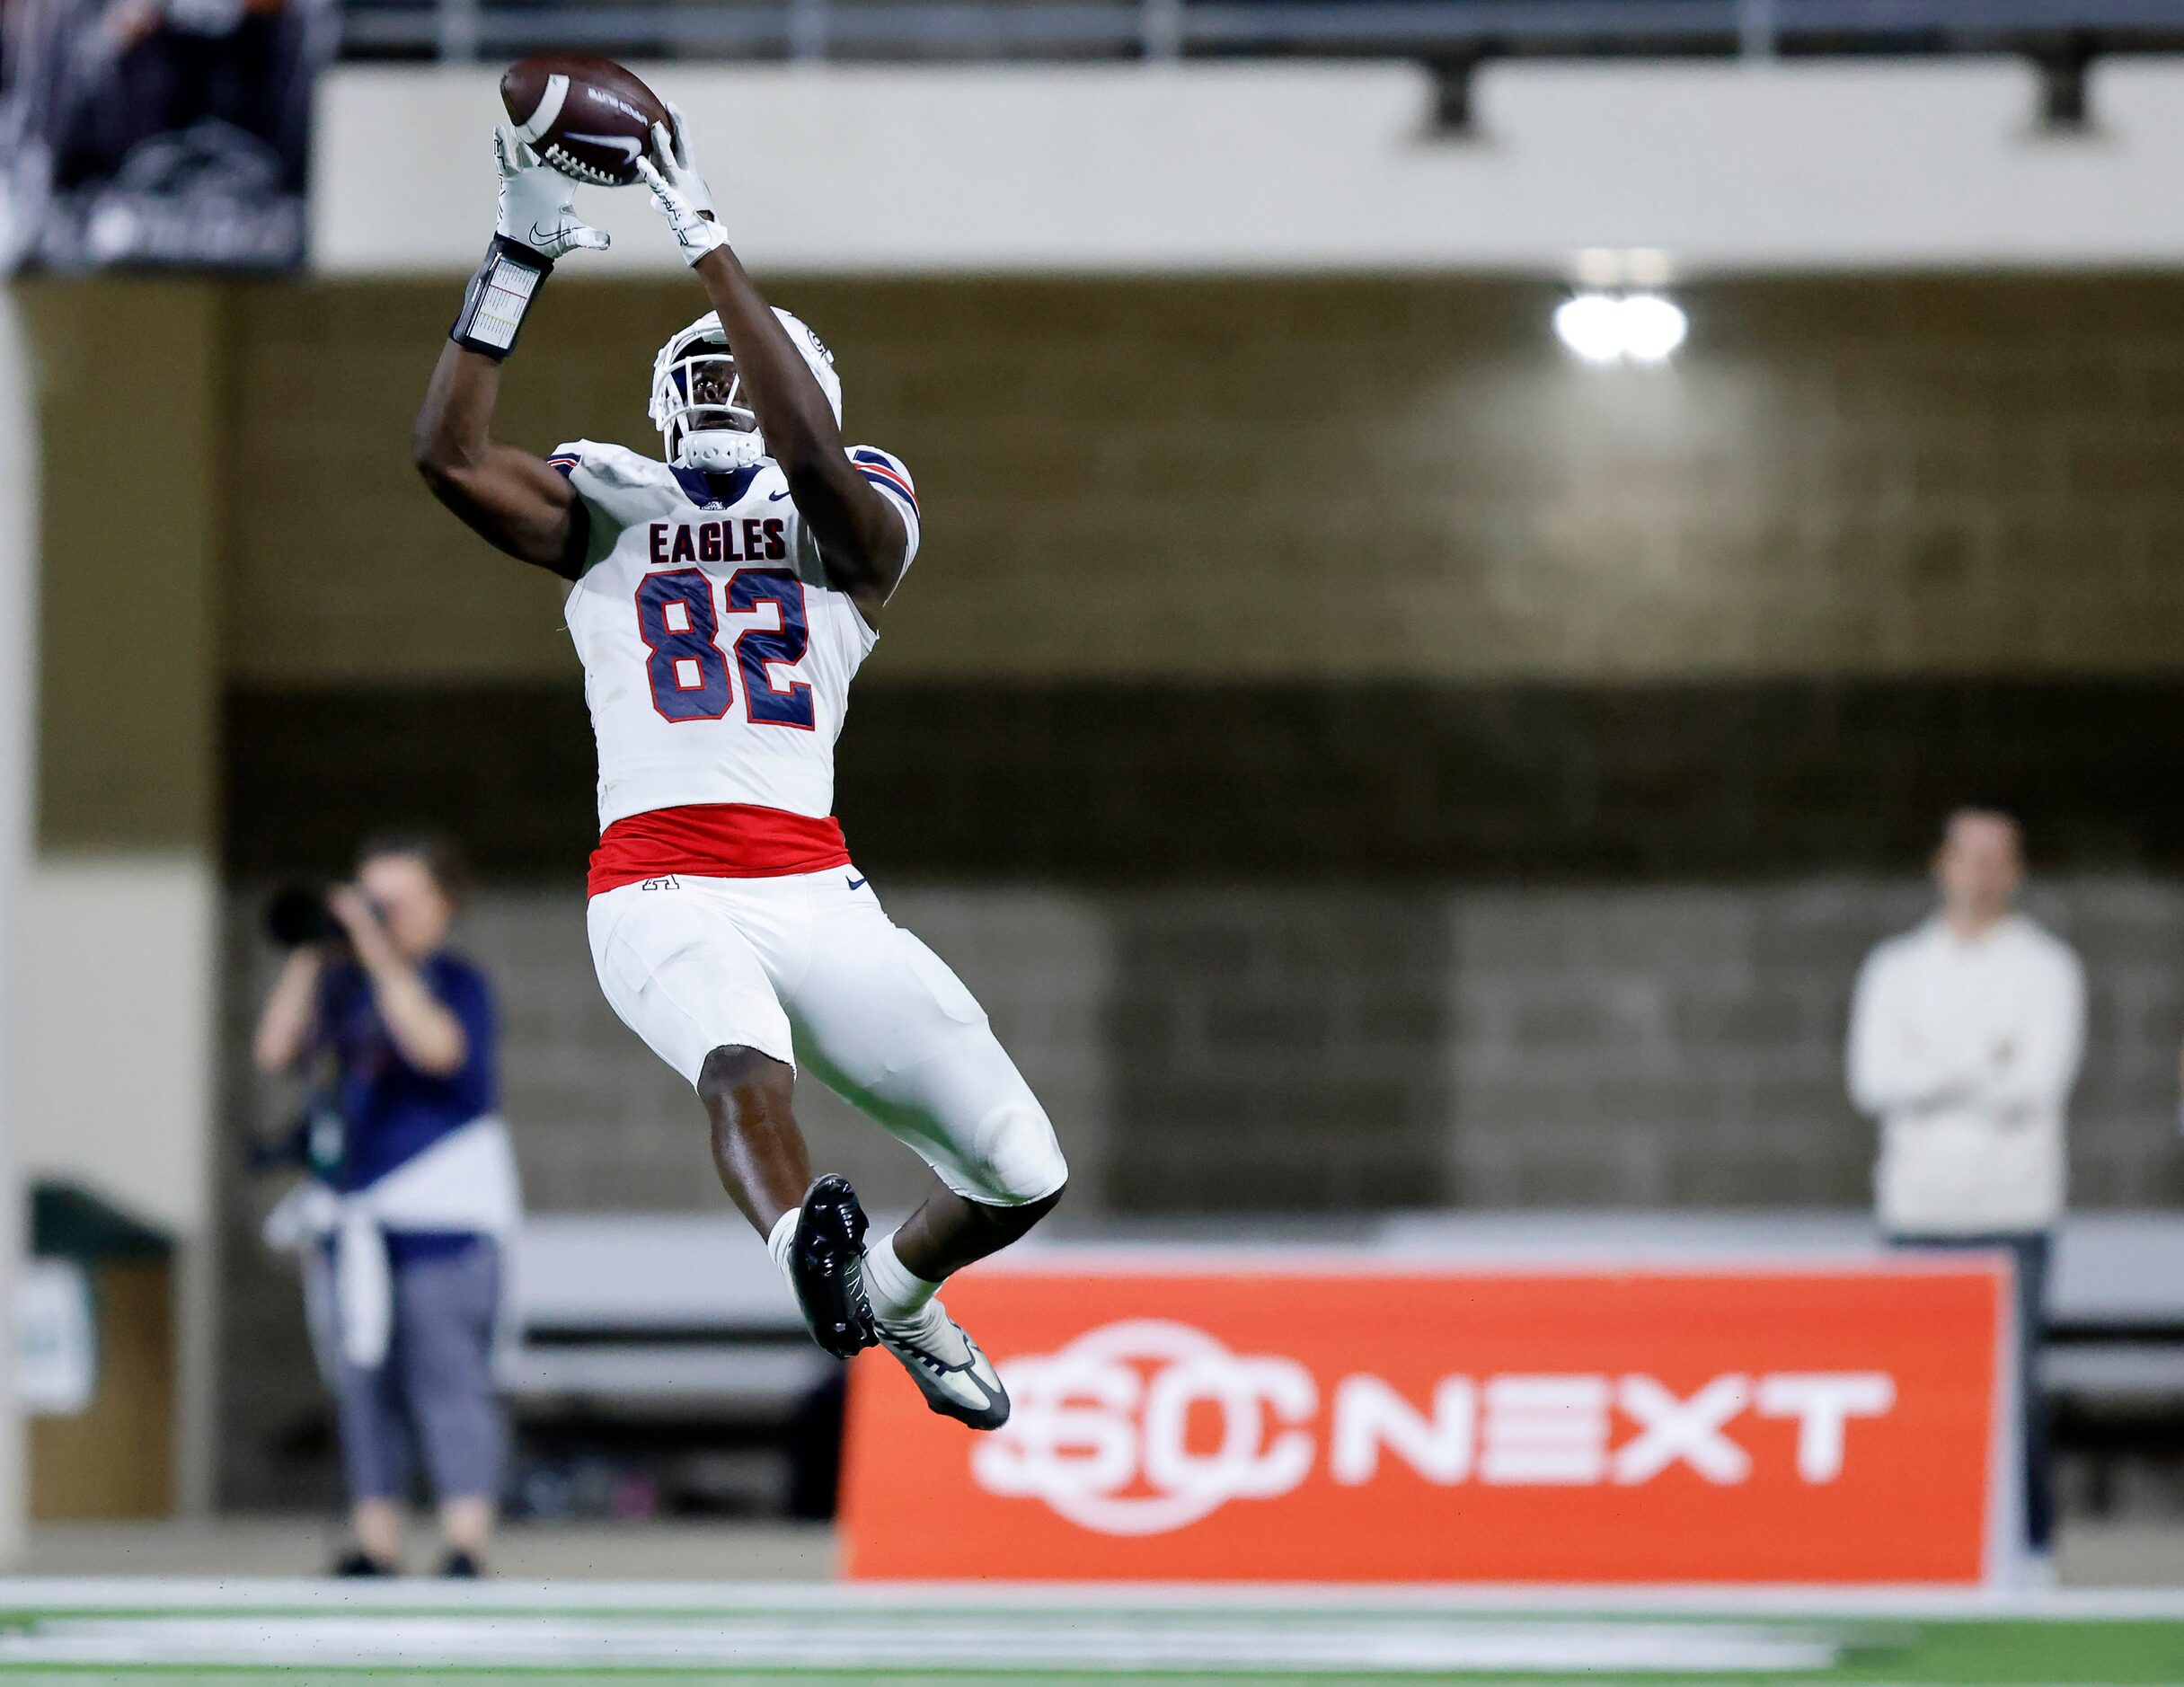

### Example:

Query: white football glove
xmin=653 ymin=103 xmax=716 ymax=219
xmin=635 ymin=106 xmax=728 ymax=266
xmin=493 ymin=124 xmax=609 ymax=262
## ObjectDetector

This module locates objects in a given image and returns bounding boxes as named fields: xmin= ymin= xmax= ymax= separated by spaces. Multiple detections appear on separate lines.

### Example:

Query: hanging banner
xmin=842 ymin=1258 xmax=2013 ymax=1585
xmin=0 ymin=0 xmax=335 ymax=272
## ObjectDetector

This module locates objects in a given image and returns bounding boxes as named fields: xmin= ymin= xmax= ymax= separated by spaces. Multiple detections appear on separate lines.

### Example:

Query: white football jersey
xmin=553 ymin=440 xmax=920 ymax=829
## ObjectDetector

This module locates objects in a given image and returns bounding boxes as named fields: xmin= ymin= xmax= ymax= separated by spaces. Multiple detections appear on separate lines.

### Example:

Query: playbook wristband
xmin=450 ymin=235 xmax=553 ymax=360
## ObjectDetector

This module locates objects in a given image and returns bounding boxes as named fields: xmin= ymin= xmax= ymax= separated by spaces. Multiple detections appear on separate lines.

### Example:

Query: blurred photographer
xmin=253 ymin=832 xmax=519 ymax=1578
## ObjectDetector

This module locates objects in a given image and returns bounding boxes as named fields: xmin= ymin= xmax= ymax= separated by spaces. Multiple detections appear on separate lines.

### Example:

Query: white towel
xmin=264 ymin=1114 xmax=523 ymax=1370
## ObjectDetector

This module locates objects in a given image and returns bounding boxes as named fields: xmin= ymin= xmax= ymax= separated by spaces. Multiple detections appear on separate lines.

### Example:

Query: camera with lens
xmin=264 ymin=881 xmax=341 ymax=948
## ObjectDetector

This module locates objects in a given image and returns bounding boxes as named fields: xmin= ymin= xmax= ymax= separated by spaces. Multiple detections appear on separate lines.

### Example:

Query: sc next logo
xmin=970 ymin=1320 xmax=1897 ymax=1538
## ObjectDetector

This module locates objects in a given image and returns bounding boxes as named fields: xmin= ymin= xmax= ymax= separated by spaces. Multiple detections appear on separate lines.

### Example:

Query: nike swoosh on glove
xmin=494 ymin=124 xmax=610 ymax=262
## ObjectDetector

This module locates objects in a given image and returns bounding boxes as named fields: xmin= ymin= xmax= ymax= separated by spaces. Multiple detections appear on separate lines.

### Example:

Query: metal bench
xmin=500 ymin=1213 xmax=833 ymax=1419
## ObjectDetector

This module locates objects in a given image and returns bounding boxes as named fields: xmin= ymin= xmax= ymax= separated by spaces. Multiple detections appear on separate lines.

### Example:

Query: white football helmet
xmin=649 ymin=307 xmax=843 ymax=473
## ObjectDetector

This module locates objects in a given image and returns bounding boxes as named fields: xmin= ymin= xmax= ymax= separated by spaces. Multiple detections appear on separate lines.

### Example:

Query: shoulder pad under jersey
xmin=845 ymin=446 xmax=921 ymax=580
xmin=846 ymin=446 xmax=918 ymax=519
xmin=549 ymin=440 xmax=684 ymax=543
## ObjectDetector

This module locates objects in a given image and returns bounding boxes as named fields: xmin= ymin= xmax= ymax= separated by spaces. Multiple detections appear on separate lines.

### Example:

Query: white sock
xmin=766 ymin=1209 xmax=800 ymax=1292
xmin=862 ymin=1231 xmax=939 ymax=1324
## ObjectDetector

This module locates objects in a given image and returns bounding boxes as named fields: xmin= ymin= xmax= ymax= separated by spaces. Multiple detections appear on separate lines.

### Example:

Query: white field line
xmin=0 ymin=1613 xmax=1844 ymax=1674
xmin=0 ymin=1577 xmax=2178 ymax=1621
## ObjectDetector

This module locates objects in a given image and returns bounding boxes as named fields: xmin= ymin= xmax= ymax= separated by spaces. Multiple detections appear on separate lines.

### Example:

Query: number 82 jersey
xmin=553 ymin=439 xmax=920 ymax=835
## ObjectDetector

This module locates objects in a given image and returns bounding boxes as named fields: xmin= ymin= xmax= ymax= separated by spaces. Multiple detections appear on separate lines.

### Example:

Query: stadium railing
xmin=338 ymin=0 xmax=2184 ymax=64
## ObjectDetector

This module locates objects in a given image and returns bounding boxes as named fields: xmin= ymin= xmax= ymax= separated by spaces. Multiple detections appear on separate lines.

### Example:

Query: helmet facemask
xmin=650 ymin=334 xmax=763 ymax=473
xmin=649 ymin=308 xmax=843 ymax=475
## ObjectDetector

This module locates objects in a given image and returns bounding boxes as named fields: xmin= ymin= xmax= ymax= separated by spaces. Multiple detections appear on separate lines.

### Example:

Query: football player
xmin=410 ymin=113 xmax=1066 ymax=1429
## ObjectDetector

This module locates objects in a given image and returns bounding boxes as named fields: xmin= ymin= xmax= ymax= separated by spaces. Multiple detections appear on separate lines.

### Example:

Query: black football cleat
xmin=791 ymin=1174 xmax=877 ymax=1357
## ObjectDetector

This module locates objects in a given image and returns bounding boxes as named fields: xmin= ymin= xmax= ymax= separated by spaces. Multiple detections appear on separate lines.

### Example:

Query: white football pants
xmin=587 ymin=867 xmax=1068 ymax=1206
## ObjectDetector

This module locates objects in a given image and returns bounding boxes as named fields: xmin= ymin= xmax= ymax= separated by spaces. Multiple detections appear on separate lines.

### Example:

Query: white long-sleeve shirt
xmin=1846 ymin=913 xmax=2086 ymax=1236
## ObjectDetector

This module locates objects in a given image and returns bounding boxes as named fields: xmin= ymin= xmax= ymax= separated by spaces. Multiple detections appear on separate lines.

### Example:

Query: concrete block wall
xmin=224 ymin=873 xmax=2184 ymax=1230
xmin=1098 ymin=877 xmax=2184 ymax=1214
xmin=1106 ymin=892 xmax=1453 ymax=1212
xmin=1446 ymin=882 xmax=1922 ymax=1208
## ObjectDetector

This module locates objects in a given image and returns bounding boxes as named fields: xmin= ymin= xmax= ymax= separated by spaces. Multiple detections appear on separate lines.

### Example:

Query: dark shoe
xmin=791 ymin=1174 xmax=877 ymax=1358
xmin=331 ymin=1549 xmax=397 ymax=1577
xmin=438 ymin=1549 xmax=483 ymax=1578
xmin=877 ymin=1299 xmax=1011 ymax=1431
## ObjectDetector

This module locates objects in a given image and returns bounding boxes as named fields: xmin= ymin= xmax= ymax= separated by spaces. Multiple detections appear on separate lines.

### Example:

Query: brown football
xmin=500 ymin=54 xmax=668 ymax=188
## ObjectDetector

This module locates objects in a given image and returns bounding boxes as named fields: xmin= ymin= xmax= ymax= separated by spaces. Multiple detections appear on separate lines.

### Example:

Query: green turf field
xmin=0 ymin=1585 xmax=2175 ymax=1683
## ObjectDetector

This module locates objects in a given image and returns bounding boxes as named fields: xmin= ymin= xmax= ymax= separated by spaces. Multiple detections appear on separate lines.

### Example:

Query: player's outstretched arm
xmin=412 ymin=127 xmax=608 ymax=581
xmin=413 ymin=343 xmax=588 ymax=579
xmin=638 ymin=116 xmax=909 ymax=627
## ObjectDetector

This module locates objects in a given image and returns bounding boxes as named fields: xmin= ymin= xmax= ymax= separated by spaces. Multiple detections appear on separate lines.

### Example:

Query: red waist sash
xmin=588 ymin=803 xmax=852 ymax=896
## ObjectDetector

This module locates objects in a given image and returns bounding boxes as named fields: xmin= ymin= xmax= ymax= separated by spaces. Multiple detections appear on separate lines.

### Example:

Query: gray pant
xmin=331 ymin=1241 xmax=504 ymax=1505
xmin=1890 ymin=1230 xmax=2053 ymax=1556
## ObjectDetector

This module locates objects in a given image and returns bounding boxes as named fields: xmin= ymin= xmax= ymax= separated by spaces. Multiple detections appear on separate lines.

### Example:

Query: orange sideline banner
xmin=841 ymin=1259 xmax=2012 ymax=1584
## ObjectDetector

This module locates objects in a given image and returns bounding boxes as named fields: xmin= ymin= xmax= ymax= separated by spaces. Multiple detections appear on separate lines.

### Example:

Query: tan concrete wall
xmin=220 ymin=275 xmax=2184 ymax=688
xmin=225 ymin=283 xmax=576 ymax=685
xmin=24 ymin=284 xmax=223 ymax=845
xmin=16 ymin=282 xmax=224 ymax=1516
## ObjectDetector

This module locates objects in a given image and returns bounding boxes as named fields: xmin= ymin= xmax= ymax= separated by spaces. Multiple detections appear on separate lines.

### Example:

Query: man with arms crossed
xmin=411 ymin=115 xmax=1066 ymax=1428
xmin=1847 ymin=808 xmax=2084 ymax=1578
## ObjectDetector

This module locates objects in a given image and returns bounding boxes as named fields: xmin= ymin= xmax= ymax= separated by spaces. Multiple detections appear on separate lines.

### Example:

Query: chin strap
xmin=450 ymin=236 xmax=553 ymax=361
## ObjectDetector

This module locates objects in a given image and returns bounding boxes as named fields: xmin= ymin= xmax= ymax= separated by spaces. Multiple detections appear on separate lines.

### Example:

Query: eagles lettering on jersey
xmin=552 ymin=440 xmax=920 ymax=830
